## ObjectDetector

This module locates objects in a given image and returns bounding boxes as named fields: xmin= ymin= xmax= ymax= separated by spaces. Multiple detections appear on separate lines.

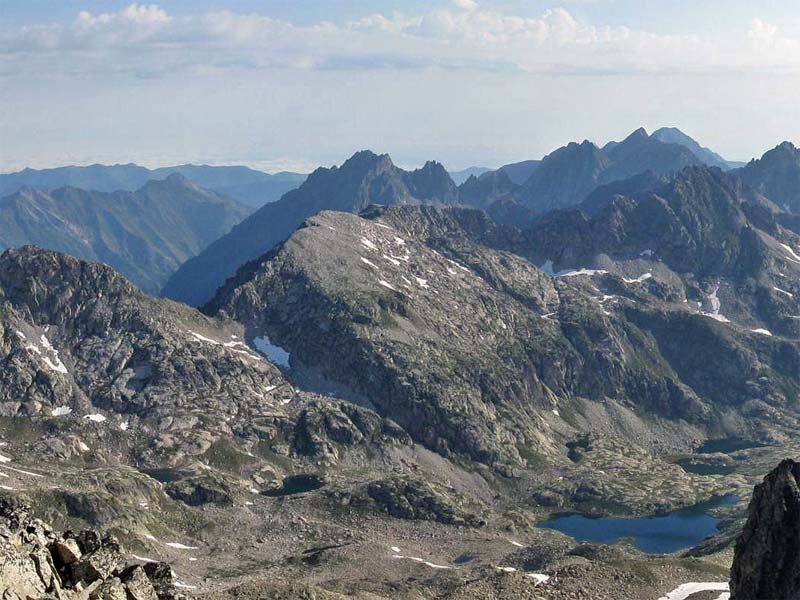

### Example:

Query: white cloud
xmin=2 ymin=3 xmax=800 ymax=80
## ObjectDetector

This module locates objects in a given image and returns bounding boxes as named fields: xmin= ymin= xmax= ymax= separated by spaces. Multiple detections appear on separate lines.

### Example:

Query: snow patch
xmin=51 ymin=406 xmax=72 ymax=416
xmin=780 ymin=242 xmax=800 ymax=264
xmin=378 ymin=279 xmax=399 ymax=292
xmin=640 ymin=249 xmax=654 ymax=258
xmin=253 ymin=336 xmax=291 ymax=368
xmin=657 ymin=582 xmax=729 ymax=600
xmin=702 ymin=284 xmax=731 ymax=323
xmin=622 ymin=272 xmax=653 ymax=284
xmin=360 ymin=237 xmax=378 ymax=251
xmin=555 ymin=268 xmax=608 ymax=278
xmin=84 ymin=414 xmax=106 ymax=423
xmin=174 ymin=582 xmax=197 ymax=590
xmin=391 ymin=554 xmax=453 ymax=570
xmin=414 ymin=276 xmax=429 ymax=289
xmin=130 ymin=554 xmax=156 ymax=563
xmin=4 ymin=466 xmax=43 ymax=478
xmin=360 ymin=257 xmax=379 ymax=269
xmin=165 ymin=542 xmax=199 ymax=550
xmin=382 ymin=254 xmax=401 ymax=266
xmin=751 ymin=328 xmax=773 ymax=336
xmin=0 ymin=454 xmax=10 ymax=463
xmin=774 ymin=286 xmax=794 ymax=298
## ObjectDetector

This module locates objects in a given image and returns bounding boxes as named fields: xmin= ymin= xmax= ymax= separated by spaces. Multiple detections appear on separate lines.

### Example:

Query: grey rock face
xmin=207 ymin=188 xmax=800 ymax=465
xmin=0 ymin=245 xmax=290 ymax=470
xmin=730 ymin=459 xmax=800 ymax=600
xmin=0 ymin=498 xmax=175 ymax=599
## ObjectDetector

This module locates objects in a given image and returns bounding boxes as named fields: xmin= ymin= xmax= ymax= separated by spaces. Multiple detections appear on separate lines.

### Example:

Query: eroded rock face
xmin=730 ymin=459 xmax=800 ymax=599
xmin=0 ymin=497 xmax=179 ymax=599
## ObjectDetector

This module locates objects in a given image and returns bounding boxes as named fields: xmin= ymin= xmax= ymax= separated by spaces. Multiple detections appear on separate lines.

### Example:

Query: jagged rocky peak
xmin=161 ymin=149 xmax=462 ymax=306
xmin=405 ymin=159 xmax=459 ymax=203
xmin=737 ymin=141 xmax=800 ymax=212
xmin=730 ymin=459 xmax=800 ymax=600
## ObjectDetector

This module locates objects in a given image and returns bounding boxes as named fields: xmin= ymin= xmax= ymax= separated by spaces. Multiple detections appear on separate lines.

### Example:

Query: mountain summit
xmin=162 ymin=150 xmax=460 ymax=306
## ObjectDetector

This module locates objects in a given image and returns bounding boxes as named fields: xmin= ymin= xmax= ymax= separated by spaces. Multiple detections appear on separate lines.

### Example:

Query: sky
xmin=2 ymin=0 xmax=800 ymax=173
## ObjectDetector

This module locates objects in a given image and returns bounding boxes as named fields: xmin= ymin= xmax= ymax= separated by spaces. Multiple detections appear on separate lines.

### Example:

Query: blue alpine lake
xmin=538 ymin=494 xmax=738 ymax=554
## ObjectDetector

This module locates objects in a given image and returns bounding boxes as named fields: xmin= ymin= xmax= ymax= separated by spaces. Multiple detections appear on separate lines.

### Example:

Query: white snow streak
xmin=165 ymin=542 xmax=199 ymax=550
xmin=657 ymin=582 xmax=729 ymax=600
xmin=780 ymin=243 xmax=800 ymax=264
xmin=378 ymin=279 xmax=399 ymax=292
xmin=555 ymin=268 xmax=608 ymax=278
xmin=622 ymin=272 xmax=653 ymax=284
xmin=360 ymin=237 xmax=378 ymax=251
xmin=391 ymin=554 xmax=453 ymax=570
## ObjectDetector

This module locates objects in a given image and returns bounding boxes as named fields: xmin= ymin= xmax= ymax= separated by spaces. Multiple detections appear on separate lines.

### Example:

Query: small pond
xmin=695 ymin=437 xmax=765 ymax=454
xmin=538 ymin=494 xmax=737 ymax=554
xmin=676 ymin=458 xmax=736 ymax=476
xmin=262 ymin=474 xmax=325 ymax=497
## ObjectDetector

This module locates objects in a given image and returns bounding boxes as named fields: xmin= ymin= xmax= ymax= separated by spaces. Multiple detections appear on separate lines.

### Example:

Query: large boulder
xmin=0 ymin=498 xmax=174 ymax=599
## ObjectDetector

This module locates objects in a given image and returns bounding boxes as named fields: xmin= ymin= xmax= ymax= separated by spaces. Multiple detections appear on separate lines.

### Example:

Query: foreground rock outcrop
xmin=0 ymin=498 xmax=180 ymax=599
xmin=730 ymin=459 xmax=800 ymax=599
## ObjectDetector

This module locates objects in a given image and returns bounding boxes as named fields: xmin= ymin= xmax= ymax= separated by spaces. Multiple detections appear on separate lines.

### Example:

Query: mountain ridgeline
xmin=0 ymin=163 xmax=307 ymax=208
xmin=0 ymin=174 xmax=251 ymax=293
xmin=164 ymin=127 xmax=757 ymax=306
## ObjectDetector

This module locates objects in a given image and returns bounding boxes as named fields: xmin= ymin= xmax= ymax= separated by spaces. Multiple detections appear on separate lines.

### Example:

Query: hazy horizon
xmin=3 ymin=0 xmax=800 ymax=173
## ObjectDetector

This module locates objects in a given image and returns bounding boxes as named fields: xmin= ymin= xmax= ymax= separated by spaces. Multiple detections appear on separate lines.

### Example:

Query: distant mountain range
xmin=0 ymin=163 xmax=307 ymax=208
xmin=448 ymin=166 xmax=492 ymax=185
xmin=0 ymin=174 xmax=250 ymax=293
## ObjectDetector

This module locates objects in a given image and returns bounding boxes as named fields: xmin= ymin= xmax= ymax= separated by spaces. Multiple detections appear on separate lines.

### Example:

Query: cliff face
xmin=730 ymin=459 xmax=800 ymax=599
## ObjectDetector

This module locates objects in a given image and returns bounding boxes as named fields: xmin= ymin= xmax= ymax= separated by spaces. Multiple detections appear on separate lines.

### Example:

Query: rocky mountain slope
xmin=162 ymin=151 xmax=461 ymax=306
xmin=0 ymin=164 xmax=306 ymax=208
xmin=0 ymin=240 xmax=747 ymax=600
xmin=206 ymin=165 xmax=800 ymax=474
xmin=0 ymin=175 xmax=250 ymax=294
